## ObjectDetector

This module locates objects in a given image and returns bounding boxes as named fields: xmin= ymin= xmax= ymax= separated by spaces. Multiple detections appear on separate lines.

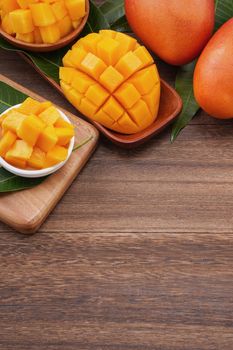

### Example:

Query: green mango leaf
xmin=171 ymin=62 xmax=200 ymax=143
xmin=0 ymin=81 xmax=27 ymax=114
xmin=215 ymin=0 xmax=233 ymax=31
xmin=111 ymin=16 xmax=131 ymax=32
xmin=0 ymin=82 xmax=93 ymax=192
xmin=99 ymin=0 xmax=125 ymax=27
xmin=0 ymin=37 xmax=63 ymax=83
xmin=0 ymin=168 xmax=46 ymax=193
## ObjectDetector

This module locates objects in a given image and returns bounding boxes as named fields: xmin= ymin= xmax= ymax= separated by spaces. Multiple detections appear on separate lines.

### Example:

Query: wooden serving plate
xmin=0 ymin=74 xmax=99 ymax=234
xmin=19 ymin=53 xmax=183 ymax=148
xmin=0 ymin=0 xmax=90 ymax=52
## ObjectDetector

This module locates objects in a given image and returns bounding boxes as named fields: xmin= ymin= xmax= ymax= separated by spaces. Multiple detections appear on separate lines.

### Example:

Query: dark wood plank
xmin=0 ymin=232 xmax=233 ymax=349
xmin=1 ymin=49 xmax=233 ymax=350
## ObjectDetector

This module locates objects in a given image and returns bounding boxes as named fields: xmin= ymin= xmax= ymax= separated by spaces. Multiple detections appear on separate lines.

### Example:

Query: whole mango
xmin=194 ymin=19 xmax=233 ymax=119
xmin=125 ymin=0 xmax=215 ymax=66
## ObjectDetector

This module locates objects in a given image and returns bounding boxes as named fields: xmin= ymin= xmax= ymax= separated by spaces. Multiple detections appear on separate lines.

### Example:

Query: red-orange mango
xmin=194 ymin=19 xmax=233 ymax=119
xmin=125 ymin=0 xmax=215 ymax=66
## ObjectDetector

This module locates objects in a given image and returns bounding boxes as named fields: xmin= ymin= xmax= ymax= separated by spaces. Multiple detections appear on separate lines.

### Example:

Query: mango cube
xmin=55 ymin=117 xmax=74 ymax=130
xmin=36 ymin=125 xmax=58 ymax=152
xmin=5 ymin=154 xmax=26 ymax=169
xmin=18 ymin=97 xmax=41 ymax=115
xmin=17 ymin=114 xmax=45 ymax=146
xmin=16 ymin=31 xmax=34 ymax=43
xmin=37 ymin=101 xmax=52 ymax=114
xmin=39 ymin=23 xmax=60 ymax=44
xmin=27 ymin=147 xmax=46 ymax=169
xmin=65 ymin=0 xmax=85 ymax=21
xmin=17 ymin=0 xmax=38 ymax=10
xmin=1 ymin=0 xmax=19 ymax=13
xmin=9 ymin=9 xmax=34 ymax=34
xmin=55 ymin=127 xmax=74 ymax=146
xmin=39 ymin=106 xmax=61 ymax=125
xmin=1 ymin=14 xmax=15 ymax=35
xmin=57 ymin=15 xmax=72 ymax=38
xmin=51 ymin=1 xmax=67 ymax=21
xmin=2 ymin=110 xmax=26 ymax=132
xmin=30 ymin=3 xmax=56 ymax=26
xmin=45 ymin=145 xmax=68 ymax=167
xmin=0 ymin=131 xmax=17 ymax=157
xmin=34 ymin=27 xmax=42 ymax=43
xmin=6 ymin=139 xmax=33 ymax=160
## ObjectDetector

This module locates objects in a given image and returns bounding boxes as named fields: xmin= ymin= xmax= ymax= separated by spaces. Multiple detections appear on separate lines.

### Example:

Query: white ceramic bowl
xmin=0 ymin=103 xmax=75 ymax=178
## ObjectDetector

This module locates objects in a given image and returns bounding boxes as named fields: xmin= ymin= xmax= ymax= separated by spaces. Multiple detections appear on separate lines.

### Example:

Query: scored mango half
xmin=60 ymin=30 xmax=161 ymax=134
xmin=0 ymin=0 xmax=86 ymax=44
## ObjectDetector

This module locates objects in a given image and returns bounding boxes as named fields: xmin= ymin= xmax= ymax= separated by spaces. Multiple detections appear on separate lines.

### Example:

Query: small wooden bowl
xmin=0 ymin=0 xmax=89 ymax=52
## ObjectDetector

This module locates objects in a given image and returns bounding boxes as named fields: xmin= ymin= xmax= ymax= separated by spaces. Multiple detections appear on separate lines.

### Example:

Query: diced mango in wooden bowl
xmin=0 ymin=97 xmax=75 ymax=177
xmin=0 ymin=0 xmax=88 ymax=50
xmin=60 ymin=30 xmax=161 ymax=135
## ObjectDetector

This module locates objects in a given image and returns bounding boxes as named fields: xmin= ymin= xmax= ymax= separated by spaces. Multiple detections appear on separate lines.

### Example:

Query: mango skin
xmin=125 ymin=0 xmax=215 ymax=66
xmin=194 ymin=19 xmax=233 ymax=119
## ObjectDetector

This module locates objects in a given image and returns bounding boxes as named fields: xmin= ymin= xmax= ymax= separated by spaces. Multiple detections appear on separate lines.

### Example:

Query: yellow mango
xmin=45 ymin=145 xmax=68 ymax=167
xmin=36 ymin=125 xmax=58 ymax=152
xmin=27 ymin=147 xmax=46 ymax=169
xmin=9 ymin=9 xmax=34 ymax=33
xmin=2 ymin=110 xmax=26 ymax=132
xmin=60 ymin=30 xmax=161 ymax=134
xmin=18 ymin=97 xmax=41 ymax=115
xmin=55 ymin=127 xmax=74 ymax=146
xmin=0 ymin=131 xmax=17 ymax=157
xmin=39 ymin=106 xmax=61 ymax=125
xmin=30 ymin=3 xmax=56 ymax=26
xmin=39 ymin=23 xmax=60 ymax=44
xmin=17 ymin=114 xmax=45 ymax=146
xmin=65 ymin=0 xmax=85 ymax=21
xmin=6 ymin=139 xmax=33 ymax=160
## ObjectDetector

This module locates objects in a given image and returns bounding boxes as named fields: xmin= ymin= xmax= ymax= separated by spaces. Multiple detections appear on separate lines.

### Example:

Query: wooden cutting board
xmin=0 ymin=74 xmax=99 ymax=234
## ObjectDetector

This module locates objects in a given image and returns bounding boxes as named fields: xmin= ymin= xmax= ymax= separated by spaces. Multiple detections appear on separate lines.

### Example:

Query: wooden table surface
xmin=0 ymin=49 xmax=233 ymax=349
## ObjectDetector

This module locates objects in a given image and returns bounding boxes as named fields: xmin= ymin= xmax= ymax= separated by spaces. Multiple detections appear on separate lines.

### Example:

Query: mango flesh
xmin=0 ymin=98 xmax=75 ymax=170
xmin=60 ymin=30 xmax=161 ymax=134
xmin=194 ymin=18 xmax=233 ymax=119
xmin=0 ymin=0 xmax=86 ymax=44
xmin=125 ymin=0 xmax=215 ymax=66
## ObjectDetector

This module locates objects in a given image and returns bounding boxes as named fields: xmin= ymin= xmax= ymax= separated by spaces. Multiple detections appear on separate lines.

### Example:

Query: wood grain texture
xmin=0 ymin=75 xmax=99 ymax=234
xmin=0 ymin=49 xmax=233 ymax=349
